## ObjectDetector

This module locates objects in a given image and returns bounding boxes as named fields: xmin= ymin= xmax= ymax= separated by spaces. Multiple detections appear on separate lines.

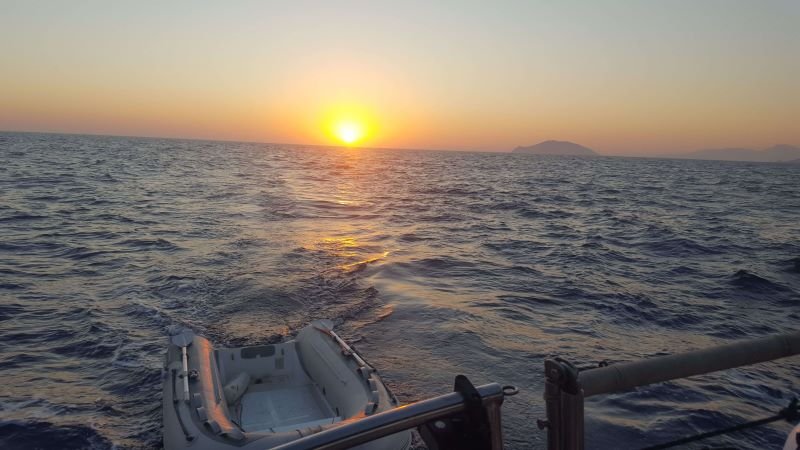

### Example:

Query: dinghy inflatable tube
xmin=162 ymin=320 xmax=411 ymax=450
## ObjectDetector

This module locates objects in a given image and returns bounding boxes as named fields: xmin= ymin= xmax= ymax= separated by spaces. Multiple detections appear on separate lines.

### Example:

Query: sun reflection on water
xmin=301 ymin=236 xmax=390 ymax=272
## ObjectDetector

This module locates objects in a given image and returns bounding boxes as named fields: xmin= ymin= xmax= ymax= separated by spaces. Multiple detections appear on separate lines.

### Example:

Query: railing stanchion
xmin=543 ymin=360 xmax=561 ymax=450
xmin=543 ymin=358 xmax=584 ymax=450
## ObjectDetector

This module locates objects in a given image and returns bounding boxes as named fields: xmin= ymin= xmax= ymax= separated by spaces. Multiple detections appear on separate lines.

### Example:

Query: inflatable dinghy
xmin=162 ymin=320 xmax=411 ymax=450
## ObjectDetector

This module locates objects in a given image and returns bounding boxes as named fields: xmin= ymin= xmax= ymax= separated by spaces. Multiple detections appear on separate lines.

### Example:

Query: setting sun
xmin=323 ymin=105 xmax=374 ymax=146
xmin=335 ymin=121 xmax=365 ymax=145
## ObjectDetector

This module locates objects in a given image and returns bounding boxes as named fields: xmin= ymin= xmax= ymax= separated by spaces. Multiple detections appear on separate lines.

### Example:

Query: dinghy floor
xmin=239 ymin=382 xmax=340 ymax=433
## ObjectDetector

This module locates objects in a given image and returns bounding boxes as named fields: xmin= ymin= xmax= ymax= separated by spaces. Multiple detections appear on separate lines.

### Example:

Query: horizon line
xmin=1 ymin=128 xmax=796 ymax=159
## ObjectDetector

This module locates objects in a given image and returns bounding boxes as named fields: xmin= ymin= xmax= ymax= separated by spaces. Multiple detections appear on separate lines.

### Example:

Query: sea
xmin=1 ymin=132 xmax=798 ymax=449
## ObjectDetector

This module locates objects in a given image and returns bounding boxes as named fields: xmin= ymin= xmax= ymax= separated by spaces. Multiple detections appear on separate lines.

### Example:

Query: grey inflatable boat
xmin=162 ymin=320 xmax=411 ymax=450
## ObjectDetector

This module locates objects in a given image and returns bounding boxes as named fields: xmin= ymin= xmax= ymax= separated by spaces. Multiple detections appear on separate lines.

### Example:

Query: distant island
xmin=510 ymin=141 xmax=800 ymax=162
xmin=678 ymin=144 xmax=800 ymax=162
xmin=513 ymin=140 xmax=597 ymax=156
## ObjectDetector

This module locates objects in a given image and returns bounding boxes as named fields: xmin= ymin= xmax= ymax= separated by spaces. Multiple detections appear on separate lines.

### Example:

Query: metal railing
xmin=271 ymin=378 xmax=516 ymax=450
xmin=541 ymin=330 xmax=800 ymax=450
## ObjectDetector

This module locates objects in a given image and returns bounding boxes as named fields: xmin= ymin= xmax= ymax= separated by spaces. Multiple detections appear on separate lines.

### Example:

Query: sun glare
xmin=322 ymin=104 xmax=374 ymax=147
xmin=335 ymin=121 xmax=364 ymax=145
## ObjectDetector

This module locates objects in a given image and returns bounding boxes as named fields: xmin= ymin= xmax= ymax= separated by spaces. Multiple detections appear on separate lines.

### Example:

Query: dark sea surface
xmin=1 ymin=132 xmax=798 ymax=449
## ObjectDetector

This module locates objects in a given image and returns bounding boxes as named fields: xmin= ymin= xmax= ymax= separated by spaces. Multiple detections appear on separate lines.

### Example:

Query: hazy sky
xmin=1 ymin=1 xmax=798 ymax=154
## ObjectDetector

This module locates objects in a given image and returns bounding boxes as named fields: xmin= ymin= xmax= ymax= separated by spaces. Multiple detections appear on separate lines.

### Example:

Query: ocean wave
xmin=730 ymin=269 xmax=790 ymax=293
xmin=116 ymin=238 xmax=182 ymax=251
xmin=0 ymin=213 xmax=49 ymax=223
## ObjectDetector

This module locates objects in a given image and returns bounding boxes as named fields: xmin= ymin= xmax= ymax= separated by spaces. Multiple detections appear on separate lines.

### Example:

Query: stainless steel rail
xmin=580 ymin=330 xmax=800 ymax=398
xmin=543 ymin=330 xmax=800 ymax=450
xmin=271 ymin=383 xmax=505 ymax=450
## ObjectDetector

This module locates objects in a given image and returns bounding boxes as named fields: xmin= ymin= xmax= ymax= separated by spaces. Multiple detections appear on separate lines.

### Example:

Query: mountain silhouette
xmin=513 ymin=140 xmax=597 ymax=156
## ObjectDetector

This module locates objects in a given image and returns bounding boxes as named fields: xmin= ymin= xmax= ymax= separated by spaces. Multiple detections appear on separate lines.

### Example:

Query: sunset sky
xmin=1 ymin=1 xmax=798 ymax=154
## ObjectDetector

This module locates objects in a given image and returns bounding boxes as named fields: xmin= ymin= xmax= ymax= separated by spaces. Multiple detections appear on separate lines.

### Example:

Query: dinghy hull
xmin=163 ymin=321 xmax=411 ymax=450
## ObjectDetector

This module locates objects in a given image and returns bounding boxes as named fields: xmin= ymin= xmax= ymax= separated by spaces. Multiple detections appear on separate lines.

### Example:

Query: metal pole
xmin=271 ymin=383 xmax=505 ymax=450
xmin=560 ymin=389 xmax=583 ymax=450
xmin=580 ymin=330 xmax=800 ymax=398
xmin=543 ymin=369 xmax=561 ymax=450
xmin=543 ymin=359 xmax=584 ymax=450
